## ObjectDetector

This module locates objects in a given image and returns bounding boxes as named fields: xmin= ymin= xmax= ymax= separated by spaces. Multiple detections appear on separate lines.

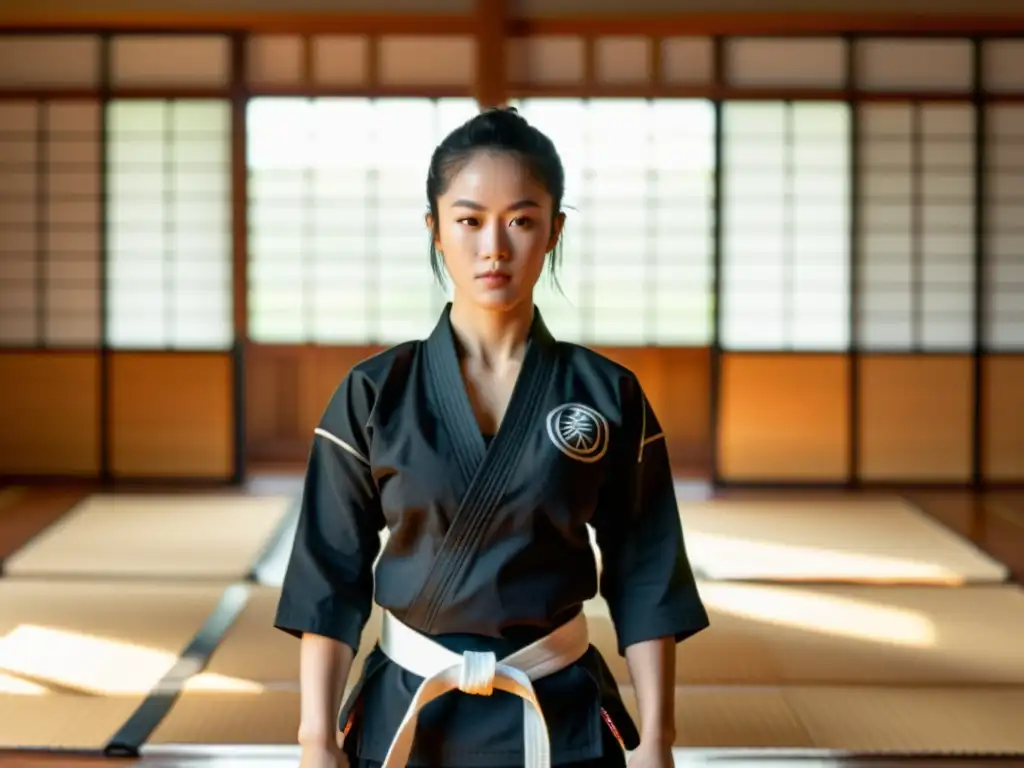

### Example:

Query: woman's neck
xmin=448 ymin=296 xmax=534 ymax=369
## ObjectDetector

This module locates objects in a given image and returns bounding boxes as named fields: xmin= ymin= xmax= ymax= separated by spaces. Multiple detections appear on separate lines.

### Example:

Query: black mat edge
xmin=103 ymin=582 xmax=252 ymax=758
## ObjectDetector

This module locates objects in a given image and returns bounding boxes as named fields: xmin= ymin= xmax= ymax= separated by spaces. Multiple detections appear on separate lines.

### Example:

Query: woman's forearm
xmin=297 ymin=633 xmax=355 ymax=748
xmin=624 ymin=636 xmax=676 ymax=746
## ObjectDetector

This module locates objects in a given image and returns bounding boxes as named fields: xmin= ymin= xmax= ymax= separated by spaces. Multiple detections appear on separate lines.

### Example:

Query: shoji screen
xmin=512 ymin=97 xmax=716 ymax=347
xmin=246 ymin=97 xmax=478 ymax=344
xmin=982 ymin=45 xmax=1024 ymax=481
xmin=0 ymin=98 xmax=102 ymax=475
xmin=104 ymin=33 xmax=235 ymax=479
xmin=854 ymin=36 xmax=977 ymax=482
xmin=106 ymin=99 xmax=233 ymax=350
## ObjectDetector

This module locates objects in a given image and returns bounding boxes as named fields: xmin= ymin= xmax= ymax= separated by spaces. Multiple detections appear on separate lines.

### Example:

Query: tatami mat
xmin=781 ymin=686 xmax=1024 ymax=755
xmin=172 ymin=581 xmax=1024 ymax=691
xmin=594 ymin=581 xmax=1024 ymax=686
xmin=2 ymin=493 xmax=295 ymax=581
xmin=142 ymin=580 xmax=1024 ymax=754
xmin=0 ymin=692 xmax=152 ymax=752
xmin=619 ymin=685 xmax=816 ymax=749
xmin=0 ymin=580 xmax=230 ymax=751
xmin=196 ymin=586 xmax=380 ymax=685
xmin=147 ymin=689 xmax=302 ymax=746
xmin=144 ymin=684 xmax=1024 ymax=755
xmin=680 ymin=497 xmax=1010 ymax=584
xmin=148 ymin=588 xmax=370 ymax=747
xmin=618 ymin=685 xmax=1024 ymax=754
xmin=150 ymin=687 xmax=807 ymax=750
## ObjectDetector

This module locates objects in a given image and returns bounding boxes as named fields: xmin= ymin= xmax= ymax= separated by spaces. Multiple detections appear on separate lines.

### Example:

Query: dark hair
xmin=426 ymin=106 xmax=566 ymax=290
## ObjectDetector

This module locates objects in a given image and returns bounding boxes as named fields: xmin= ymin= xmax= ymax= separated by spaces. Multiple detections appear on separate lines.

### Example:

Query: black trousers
xmin=353 ymin=718 xmax=627 ymax=768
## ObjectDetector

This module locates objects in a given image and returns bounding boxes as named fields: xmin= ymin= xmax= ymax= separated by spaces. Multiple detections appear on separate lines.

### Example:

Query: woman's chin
xmin=470 ymin=283 xmax=528 ymax=312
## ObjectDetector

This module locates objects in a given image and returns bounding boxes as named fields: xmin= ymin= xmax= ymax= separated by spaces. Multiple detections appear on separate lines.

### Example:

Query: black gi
xmin=274 ymin=303 xmax=709 ymax=767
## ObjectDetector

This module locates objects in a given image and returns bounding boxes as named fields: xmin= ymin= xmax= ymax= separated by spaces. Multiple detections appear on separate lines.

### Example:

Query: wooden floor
xmin=0 ymin=754 xmax=1021 ymax=767
xmin=0 ymin=479 xmax=1022 ymax=767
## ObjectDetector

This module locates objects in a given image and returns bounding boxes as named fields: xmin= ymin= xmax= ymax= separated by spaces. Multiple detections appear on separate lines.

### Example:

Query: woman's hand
xmin=626 ymin=739 xmax=674 ymax=768
xmin=299 ymin=741 xmax=349 ymax=768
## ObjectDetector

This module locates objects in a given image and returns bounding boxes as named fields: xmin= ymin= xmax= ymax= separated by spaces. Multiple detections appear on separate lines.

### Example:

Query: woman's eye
xmin=457 ymin=217 xmax=479 ymax=227
xmin=510 ymin=216 xmax=532 ymax=227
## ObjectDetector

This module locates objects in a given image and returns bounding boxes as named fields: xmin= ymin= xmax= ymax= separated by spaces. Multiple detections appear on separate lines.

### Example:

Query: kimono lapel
xmin=409 ymin=303 xmax=558 ymax=631
xmin=423 ymin=304 xmax=489 ymax=490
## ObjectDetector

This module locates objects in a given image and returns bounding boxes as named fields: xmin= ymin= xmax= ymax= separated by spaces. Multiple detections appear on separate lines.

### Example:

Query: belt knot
xmin=458 ymin=650 xmax=497 ymax=696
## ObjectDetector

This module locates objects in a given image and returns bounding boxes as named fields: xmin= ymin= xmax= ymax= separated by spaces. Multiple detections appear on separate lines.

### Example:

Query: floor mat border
xmin=247 ymin=494 xmax=300 ymax=583
xmin=137 ymin=745 xmax=1024 ymax=760
xmin=0 ymin=489 xmax=90 ymax=575
xmin=103 ymin=583 xmax=252 ymax=758
xmin=897 ymin=497 xmax=1013 ymax=584
xmin=0 ymin=746 xmax=121 ymax=758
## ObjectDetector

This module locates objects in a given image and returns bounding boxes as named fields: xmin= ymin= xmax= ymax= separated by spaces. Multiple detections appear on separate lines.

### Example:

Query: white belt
xmin=375 ymin=610 xmax=590 ymax=768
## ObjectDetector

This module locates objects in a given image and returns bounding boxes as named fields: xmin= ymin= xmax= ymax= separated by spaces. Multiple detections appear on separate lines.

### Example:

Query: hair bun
xmin=465 ymin=106 xmax=529 ymax=143
xmin=479 ymin=105 xmax=526 ymax=124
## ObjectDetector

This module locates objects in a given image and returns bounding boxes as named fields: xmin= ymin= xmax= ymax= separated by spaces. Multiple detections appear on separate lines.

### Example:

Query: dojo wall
xmin=0 ymin=5 xmax=1022 ymax=486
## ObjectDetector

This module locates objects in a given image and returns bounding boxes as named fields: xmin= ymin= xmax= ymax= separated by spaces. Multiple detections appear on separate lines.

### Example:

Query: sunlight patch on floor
xmin=0 ymin=624 xmax=264 ymax=696
xmin=690 ymin=532 xmax=965 ymax=583
xmin=700 ymin=583 xmax=937 ymax=648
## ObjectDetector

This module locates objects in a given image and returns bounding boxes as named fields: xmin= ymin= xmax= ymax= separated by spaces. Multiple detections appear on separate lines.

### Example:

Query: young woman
xmin=275 ymin=107 xmax=709 ymax=768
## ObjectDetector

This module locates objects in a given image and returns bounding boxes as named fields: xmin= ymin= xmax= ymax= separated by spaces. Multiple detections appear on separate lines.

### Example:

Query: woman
xmin=275 ymin=107 xmax=709 ymax=768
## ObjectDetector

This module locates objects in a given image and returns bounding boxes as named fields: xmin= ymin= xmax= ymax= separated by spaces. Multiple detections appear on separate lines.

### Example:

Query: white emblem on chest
xmin=545 ymin=403 xmax=610 ymax=463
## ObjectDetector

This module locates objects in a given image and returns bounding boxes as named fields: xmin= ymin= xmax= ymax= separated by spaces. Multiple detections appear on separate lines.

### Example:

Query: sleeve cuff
xmin=273 ymin=594 xmax=367 ymax=653
xmin=608 ymin=595 xmax=710 ymax=656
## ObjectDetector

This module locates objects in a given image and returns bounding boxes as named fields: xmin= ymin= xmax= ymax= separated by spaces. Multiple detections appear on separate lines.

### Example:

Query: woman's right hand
xmin=299 ymin=742 xmax=349 ymax=768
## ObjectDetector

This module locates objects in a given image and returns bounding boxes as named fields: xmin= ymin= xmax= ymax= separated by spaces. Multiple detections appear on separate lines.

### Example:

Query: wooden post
xmin=475 ymin=0 xmax=507 ymax=108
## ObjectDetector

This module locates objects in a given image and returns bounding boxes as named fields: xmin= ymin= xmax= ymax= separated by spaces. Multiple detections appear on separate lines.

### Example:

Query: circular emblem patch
xmin=545 ymin=403 xmax=609 ymax=464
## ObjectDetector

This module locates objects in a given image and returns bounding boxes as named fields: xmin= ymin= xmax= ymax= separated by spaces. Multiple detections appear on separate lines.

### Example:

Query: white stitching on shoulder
xmin=637 ymin=389 xmax=665 ymax=463
xmin=314 ymin=427 xmax=370 ymax=466
xmin=637 ymin=388 xmax=647 ymax=463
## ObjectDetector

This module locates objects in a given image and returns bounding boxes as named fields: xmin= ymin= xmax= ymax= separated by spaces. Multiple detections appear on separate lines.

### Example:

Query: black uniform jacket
xmin=275 ymin=303 xmax=709 ymax=766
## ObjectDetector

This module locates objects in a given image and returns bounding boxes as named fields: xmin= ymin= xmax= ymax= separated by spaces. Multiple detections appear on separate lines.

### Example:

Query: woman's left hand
xmin=626 ymin=739 xmax=674 ymax=768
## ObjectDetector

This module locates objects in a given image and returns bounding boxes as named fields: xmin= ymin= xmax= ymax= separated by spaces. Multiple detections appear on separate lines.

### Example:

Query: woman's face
xmin=428 ymin=151 xmax=564 ymax=312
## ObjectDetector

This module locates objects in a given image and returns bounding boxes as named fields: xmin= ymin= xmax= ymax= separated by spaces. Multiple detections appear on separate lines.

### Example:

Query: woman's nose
xmin=480 ymin=223 xmax=510 ymax=261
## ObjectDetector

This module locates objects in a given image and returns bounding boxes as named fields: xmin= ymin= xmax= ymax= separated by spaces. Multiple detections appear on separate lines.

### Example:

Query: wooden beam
xmin=0 ymin=12 xmax=475 ymax=34
xmin=475 ymin=0 xmax=507 ymax=108
xmin=509 ymin=13 xmax=1024 ymax=36
xmin=8 ymin=10 xmax=1022 ymax=36
xmin=230 ymin=34 xmax=248 ymax=484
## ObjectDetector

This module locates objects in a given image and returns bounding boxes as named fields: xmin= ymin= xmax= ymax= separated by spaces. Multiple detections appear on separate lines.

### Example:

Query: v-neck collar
xmin=424 ymin=302 xmax=557 ymax=488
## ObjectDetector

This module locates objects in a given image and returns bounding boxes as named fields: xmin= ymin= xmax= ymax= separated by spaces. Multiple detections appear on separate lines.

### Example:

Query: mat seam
xmin=247 ymin=493 xmax=301 ymax=584
xmin=0 ymin=490 xmax=90 ymax=575
xmin=898 ymin=496 xmax=1013 ymax=581
xmin=103 ymin=582 xmax=252 ymax=758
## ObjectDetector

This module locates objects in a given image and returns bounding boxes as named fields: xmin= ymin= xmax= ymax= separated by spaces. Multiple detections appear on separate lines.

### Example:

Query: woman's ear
xmin=425 ymin=212 xmax=442 ymax=252
xmin=547 ymin=211 xmax=566 ymax=253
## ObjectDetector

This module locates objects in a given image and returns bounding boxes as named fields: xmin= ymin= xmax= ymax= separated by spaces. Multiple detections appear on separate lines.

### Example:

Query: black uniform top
xmin=274 ymin=304 xmax=709 ymax=767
